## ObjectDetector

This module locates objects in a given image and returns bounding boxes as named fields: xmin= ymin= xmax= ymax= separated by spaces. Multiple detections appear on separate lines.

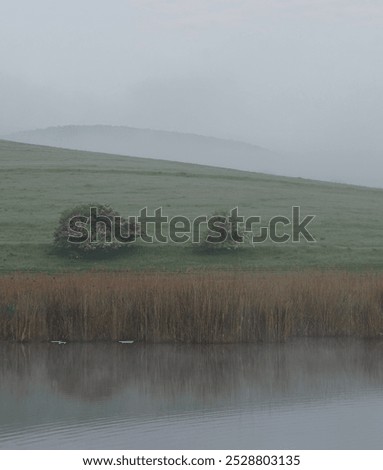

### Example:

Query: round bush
xmin=53 ymin=203 xmax=138 ymax=254
xmin=197 ymin=210 xmax=246 ymax=251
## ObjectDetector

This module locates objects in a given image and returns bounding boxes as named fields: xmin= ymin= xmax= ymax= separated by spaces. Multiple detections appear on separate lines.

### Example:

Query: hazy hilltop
xmin=5 ymin=125 xmax=280 ymax=175
xmin=5 ymin=125 xmax=382 ymax=188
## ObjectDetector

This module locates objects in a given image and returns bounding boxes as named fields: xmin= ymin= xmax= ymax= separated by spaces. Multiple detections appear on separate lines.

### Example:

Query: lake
xmin=0 ymin=339 xmax=383 ymax=449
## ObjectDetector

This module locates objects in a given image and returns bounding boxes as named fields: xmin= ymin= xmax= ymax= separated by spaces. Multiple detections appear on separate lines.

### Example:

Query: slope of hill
xmin=0 ymin=139 xmax=382 ymax=272
xmin=5 ymin=125 xmax=278 ymax=174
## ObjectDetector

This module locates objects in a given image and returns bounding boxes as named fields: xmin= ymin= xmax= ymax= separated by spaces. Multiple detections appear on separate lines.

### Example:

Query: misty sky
xmin=1 ymin=1 xmax=382 ymax=185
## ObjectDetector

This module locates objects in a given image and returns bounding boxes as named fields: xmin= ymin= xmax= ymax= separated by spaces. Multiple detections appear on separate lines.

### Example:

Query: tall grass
xmin=0 ymin=271 xmax=382 ymax=342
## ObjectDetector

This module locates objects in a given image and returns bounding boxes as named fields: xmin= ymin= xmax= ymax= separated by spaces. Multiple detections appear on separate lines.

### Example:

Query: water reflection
xmin=0 ymin=339 xmax=383 ymax=449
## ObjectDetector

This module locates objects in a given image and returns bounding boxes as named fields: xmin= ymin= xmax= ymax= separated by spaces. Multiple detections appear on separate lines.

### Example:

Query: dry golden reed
xmin=0 ymin=271 xmax=382 ymax=342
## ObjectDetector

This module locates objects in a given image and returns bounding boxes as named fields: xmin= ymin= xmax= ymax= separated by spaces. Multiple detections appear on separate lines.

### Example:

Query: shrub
xmin=53 ymin=203 xmax=139 ymax=254
xmin=197 ymin=209 xmax=246 ymax=251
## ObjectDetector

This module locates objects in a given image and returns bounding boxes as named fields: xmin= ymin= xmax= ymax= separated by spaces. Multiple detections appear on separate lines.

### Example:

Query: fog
xmin=1 ymin=1 xmax=382 ymax=187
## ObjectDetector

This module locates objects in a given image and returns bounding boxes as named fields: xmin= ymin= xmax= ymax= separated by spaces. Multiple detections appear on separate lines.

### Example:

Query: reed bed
xmin=0 ymin=271 xmax=382 ymax=342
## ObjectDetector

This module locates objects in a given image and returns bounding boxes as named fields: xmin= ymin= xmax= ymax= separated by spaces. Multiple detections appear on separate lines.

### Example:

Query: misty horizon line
xmin=2 ymin=128 xmax=382 ymax=192
xmin=3 ymin=123 xmax=271 ymax=152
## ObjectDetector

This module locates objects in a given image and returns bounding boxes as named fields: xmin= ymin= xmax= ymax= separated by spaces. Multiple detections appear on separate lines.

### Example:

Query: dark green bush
xmin=197 ymin=209 xmax=246 ymax=251
xmin=53 ymin=203 xmax=139 ymax=254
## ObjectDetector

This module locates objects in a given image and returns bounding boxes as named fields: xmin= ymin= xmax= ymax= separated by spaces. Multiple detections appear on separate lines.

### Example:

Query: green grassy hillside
xmin=1 ymin=139 xmax=382 ymax=272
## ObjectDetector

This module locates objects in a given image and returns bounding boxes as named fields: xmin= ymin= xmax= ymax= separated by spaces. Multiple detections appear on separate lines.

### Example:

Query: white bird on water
xmin=118 ymin=340 xmax=134 ymax=344
xmin=50 ymin=341 xmax=67 ymax=344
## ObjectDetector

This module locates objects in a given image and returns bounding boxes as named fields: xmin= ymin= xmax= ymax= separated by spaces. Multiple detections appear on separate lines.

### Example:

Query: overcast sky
xmin=1 ymin=1 xmax=382 ymax=185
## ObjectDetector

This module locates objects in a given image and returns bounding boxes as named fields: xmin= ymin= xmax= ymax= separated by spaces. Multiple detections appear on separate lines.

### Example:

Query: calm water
xmin=0 ymin=339 xmax=383 ymax=449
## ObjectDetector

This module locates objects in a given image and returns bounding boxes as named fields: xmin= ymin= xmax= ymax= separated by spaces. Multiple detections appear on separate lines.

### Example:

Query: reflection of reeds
xmin=1 ymin=340 xmax=383 ymax=404
xmin=0 ymin=272 xmax=382 ymax=342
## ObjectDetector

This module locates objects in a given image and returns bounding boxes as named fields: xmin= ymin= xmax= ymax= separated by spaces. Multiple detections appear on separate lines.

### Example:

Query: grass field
xmin=1 ymin=139 xmax=382 ymax=273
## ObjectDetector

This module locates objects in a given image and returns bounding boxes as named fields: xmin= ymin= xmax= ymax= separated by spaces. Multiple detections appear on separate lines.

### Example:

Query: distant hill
xmin=5 ymin=125 xmax=279 ymax=174
xmin=5 ymin=125 xmax=383 ymax=188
